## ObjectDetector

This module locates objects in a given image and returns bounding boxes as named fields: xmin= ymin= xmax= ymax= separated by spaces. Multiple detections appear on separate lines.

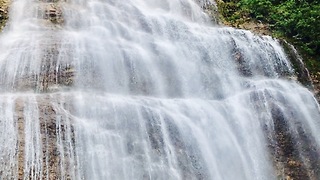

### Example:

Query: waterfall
xmin=0 ymin=0 xmax=319 ymax=179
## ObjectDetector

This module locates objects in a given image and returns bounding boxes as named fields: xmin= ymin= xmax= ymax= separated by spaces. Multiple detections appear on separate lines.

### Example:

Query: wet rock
xmin=310 ymin=72 xmax=320 ymax=102
xmin=44 ymin=4 xmax=63 ymax=24
xmin=252 ymin=97 xmax=320 ymax=180
xmin=230 ymin=38 xmax=253 ymax=77
xmin=0 ymin=0 xmax=10 ymax=31
xmin=7 ymin=65 xmax=75 ymax=93
xmin=270 ymin=104 xmax=310 ymax=180
xmin=198 ymin=0 xmax=220 ymax=24
xmin=279 ymin=40 xmax=314 ymax=90
xmin=12 ymin=95 xmax=78 ymax=179
xmin=250 ymin=91 xmax=320 ymax=180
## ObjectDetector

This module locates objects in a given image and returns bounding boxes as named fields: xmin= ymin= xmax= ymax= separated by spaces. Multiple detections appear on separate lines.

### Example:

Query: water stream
xmin=0 ymin=0 xmax=319 ymax=179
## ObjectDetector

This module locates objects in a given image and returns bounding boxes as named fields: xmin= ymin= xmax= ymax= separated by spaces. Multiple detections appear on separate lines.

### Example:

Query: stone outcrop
xmin=280 ymin=40 xmax=314 ymax=89
xmin=310 ymin=73 xmax=320 ymax=102
xmin=250 ymin=90 xmax=320 ymax=180
xmin=0 ymin=0 xmax=74 ymax=93
xmin=269 ymin=104 xmax=320 ymax=180
xmin=14 ymin=95 xmax=77 ymax=179
xmin=0 ymin=0 xmax=10 ymax=31
xmin=39 ymin=2 xmax=64 ymax=25
xmin=279 ymin=40 xmax=320 ymax=102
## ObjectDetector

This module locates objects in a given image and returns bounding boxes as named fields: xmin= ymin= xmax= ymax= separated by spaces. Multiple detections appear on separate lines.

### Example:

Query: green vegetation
xmin=216 ymin=0 xmax=320 ymax=73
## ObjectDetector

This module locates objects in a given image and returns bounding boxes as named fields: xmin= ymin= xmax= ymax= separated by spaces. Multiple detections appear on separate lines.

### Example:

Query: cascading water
xmin=0 ymin=0 xmax=319 ymax=179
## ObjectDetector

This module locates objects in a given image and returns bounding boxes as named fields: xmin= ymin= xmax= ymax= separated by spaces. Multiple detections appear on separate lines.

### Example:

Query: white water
xmin=0 ymin=0 xmax=319 ymax=179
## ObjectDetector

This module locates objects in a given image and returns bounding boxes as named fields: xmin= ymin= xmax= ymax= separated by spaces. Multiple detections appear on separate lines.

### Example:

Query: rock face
xmin=0 ymin=0 xmax=10 ymax=30
xmin=280 ymin=40 xmax=314 ymax=89
xmin=236 ymin=21 xmax=271 ymax=36
xmin=0 ymin=0 xmax=77 ymax=179
xmin=0 ymin=0 xmax=73 ymax=93
xmin=269 ymin=103 xmax=320 ymax=180
xmin=311 ymin=73 xmax=320 ymax=102
xmin=197 ymin=0 xmax=220 ymax=24
xmin=14 ymin=95 xmax=77 ymax=180
xmin=279 ymin=40 xmax=320 ymax=102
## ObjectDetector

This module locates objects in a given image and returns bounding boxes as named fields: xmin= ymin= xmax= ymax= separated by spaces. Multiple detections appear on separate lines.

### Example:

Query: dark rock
xmin=280 ymin=40 xmax=314 ymax=89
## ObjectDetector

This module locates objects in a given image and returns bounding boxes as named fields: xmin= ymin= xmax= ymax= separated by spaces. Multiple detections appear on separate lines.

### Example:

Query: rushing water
xmin=0 ymin=0 xmax=319 ymax=179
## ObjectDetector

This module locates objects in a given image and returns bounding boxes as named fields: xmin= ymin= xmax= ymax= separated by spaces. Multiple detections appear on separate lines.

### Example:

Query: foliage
xmin=217 ymin=0 xmax=320 ymax=72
